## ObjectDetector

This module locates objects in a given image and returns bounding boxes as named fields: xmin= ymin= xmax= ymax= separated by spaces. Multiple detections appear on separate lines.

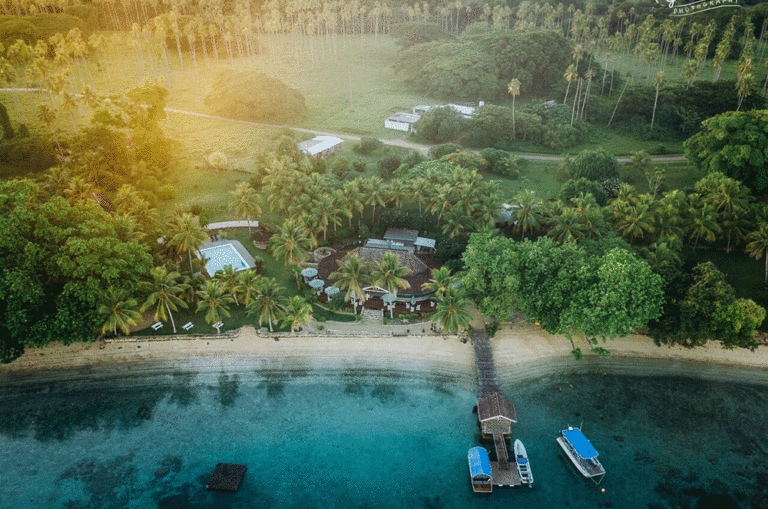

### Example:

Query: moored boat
xmin=468 ymin=446 xmax=493 ymax=493
xmin=556 ymin=427 xmax=605 ymax=481
xmin=513 ymin=439 xmax=533 ymax=487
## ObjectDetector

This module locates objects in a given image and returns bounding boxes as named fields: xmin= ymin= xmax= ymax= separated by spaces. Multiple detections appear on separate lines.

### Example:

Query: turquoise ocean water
xmin=1 ymin=356 xmax=767 ymax=509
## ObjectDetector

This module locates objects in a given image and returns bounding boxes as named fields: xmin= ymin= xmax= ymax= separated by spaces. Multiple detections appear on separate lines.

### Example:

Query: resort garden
xmin=2 ymin=0 xmax=768 ymax=363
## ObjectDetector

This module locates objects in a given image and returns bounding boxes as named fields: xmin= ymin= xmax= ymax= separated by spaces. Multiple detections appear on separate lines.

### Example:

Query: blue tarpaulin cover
xmin=563 ymin=428 xmax=599 ymax=459
xmin=468 ymin=447 xmax=492 ymax=478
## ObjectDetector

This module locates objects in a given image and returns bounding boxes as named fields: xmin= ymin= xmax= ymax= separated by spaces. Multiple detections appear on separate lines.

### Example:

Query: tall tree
xmin=98 ymin=289 xmax=142 ymax=337
xmin=432 ymin=285 xmax=474 ymax=334
xmin=247 ymin=277 xmax=287 ymax=332
xmin=329 ymin=253 xmax=371 ymax=314
xmin=507 ymin=77 xmax=521 ymax=137
xmin=141 ymin=266 xmax=189 ymax=333
xmin=281 ymin=295 xmax=313 ymax=333
xmin=268 ymin=218 xmax=316 ymax=286
xmin=195 ymin=280 xmax=234 ymax=325
xmin=166 ymin=212 xmax=210 ymax=273
xmin=746 ymin=222 xmax=768 ymax=282
xmin=228 ymin=183 xmax=261 ymax=235
xmin=371 ymin=251 xmax=411 ymax=318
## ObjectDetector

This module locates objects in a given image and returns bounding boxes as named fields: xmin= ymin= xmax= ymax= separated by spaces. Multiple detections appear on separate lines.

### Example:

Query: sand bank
xmin=1 ymin=322 xmax=767 ymax=386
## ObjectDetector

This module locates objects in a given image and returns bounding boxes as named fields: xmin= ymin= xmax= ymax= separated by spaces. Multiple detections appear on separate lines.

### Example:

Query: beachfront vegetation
xmin=2 ymin=0 xmax=768 ymax=362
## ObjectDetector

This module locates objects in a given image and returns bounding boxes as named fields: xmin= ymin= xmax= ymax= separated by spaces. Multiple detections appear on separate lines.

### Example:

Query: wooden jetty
xmin=471 ymin=329 xmax=521 ymax=488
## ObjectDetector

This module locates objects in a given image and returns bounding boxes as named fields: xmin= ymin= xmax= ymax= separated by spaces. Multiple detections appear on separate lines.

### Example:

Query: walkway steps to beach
xmin=470 ymin=328 xmax=522 ymax=489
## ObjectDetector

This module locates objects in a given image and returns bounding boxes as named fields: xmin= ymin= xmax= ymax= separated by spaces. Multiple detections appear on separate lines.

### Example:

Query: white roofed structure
xmin=298 ymin=136 xmax=344 ymax=157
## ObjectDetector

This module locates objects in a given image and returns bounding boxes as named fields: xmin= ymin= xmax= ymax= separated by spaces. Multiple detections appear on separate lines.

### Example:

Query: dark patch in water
xmin=344 ymin=382 xmax=365 ymax=396
xmin=215 ymin=373 xmax=241 ymax=407
xmin=694 ymin=493 xmax=739 ymax=509
xmin=371 ymin=384 xmax=399 ymax=403
xmin=59 ymin=454 xmax=137 ymax=508
xmin=266 ymin=382 xmax=284 ymax=398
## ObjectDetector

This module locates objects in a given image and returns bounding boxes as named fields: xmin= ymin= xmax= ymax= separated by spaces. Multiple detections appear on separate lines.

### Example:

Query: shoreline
xmin=2 ymin=322 xmax=768 ymax=386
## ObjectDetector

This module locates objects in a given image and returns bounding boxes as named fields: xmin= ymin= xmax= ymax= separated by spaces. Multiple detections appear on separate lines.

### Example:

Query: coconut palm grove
xmin=2 ymin=0 xmax=768 ymax=363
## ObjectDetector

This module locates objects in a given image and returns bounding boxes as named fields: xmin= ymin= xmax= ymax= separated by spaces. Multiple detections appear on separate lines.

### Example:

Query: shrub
xmin=479 ymin=148 xmax=511 ymax=169
xmin=559 ymin=178 xmax=609 ymax=206
xmin=377 ymin=155 xmax=401 ymax=178
xmin=464 ymin=104 xmax=513 ymax=147
xmin=332 ymin=157 xmax=350 ymax=173
xmin=428 ymin=143 xmax=464 ymax=160
xmin=0 ymin=19 xmax=41 ymax=48
xmin=156 ymin=184 xmax=176 ymax=201
xmin=601 ymin=177 xmax=623 ymax=198
xmin=64 ymin=5 xmax=97 ymax=25
xmin=414 ymin=106 xmax=466 ymax=143
xmin=352 ymin=158 xmax=367 ymax=172
xmin=398 ymin=150 xmax=426 ymax=171
xmin=205 ymin=151 xmax=228 ymax=170
xmin=485 ymin=321 xmax=500 ymax=337
xmin=493 ymin=155 xmax=527 ymax=178
xmin=439 ymin=151 xmax=488 ymax=172
xmin=567 ymin=147 xmax=621 ymax=182
xmin=204 ymin=70 xmax=306 ymax=122
xmin=391 ymin=21 xmax=453 ymax=48
xmin=355 ymin=136 xmax=383 ymax=154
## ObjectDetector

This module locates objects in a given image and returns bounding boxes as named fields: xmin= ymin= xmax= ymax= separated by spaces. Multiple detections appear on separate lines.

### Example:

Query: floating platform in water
xmin=206 ymin=463 xmax=247 ymax=492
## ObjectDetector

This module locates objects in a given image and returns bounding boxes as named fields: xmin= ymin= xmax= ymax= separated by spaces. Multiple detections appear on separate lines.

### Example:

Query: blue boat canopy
xmin=468 ymin=447 xmax=492 ymax=478
xmin=563 ymin=428 xmax=599 ymax=459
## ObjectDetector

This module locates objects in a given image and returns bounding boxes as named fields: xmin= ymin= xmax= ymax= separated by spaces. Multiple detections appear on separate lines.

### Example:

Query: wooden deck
xmin=470 ymin=328 xmax=522 ymax=489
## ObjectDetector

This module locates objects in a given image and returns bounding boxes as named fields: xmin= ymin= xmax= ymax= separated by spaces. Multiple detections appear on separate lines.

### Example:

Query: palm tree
xmin=507 ymin=78 xmax=521 ymax=137
xmin=268 ymin=218 xmax=316 ymax=285
xmin=247 ymin=277 xmax=287 ymax=332
xmin=371 ymin=252 xmax=411 ymax=318
xmin=747 ymin=222 xmax=768 ymax=282
xmin=362 ymin=176 xmax=387 ymax=223
xmin=228 ymin=182 xmax=261 ymax=235
xmin=442 ymin=209 xmax=469 ymax=239
xmin=195 ymin=280 xmax=234 ymax=325
xmin=166 ymin=212 xmax=210 ymax=273
xmin=510 ymin=190 xmax=543 ymax=239
xmin=329 ymin=253 xmax=371 ymax=314
xmin=281 ymin=295 xmax=313 ymax=333
xmin=650 ymin=71 xmax=664 ymax=130
xmin=546 ymin=203 xmax=586 ymax=244
xmin=98 ymin=289 xmax=142 ymax=337
xmin=235 ymin=270 xmax=262 ymax=307
xmin=686 ymin=194 xmax=721 ymax=250
xmin=214 ymin=265 xmax=240 ymax=306
xmin=141 ymin=266 xmax=189 ymax=333
xmin=563 ymin=63 xmax=577 ymax=103
xmin=313 ymin=194 xmax=343 ymax=241
xmin=37 ymin=104 xmax=62 ymax=156
xmin=422 ymin=267 xmax=455 ymax=298
xmin=432 ymin=286 xmax=474 ymax=334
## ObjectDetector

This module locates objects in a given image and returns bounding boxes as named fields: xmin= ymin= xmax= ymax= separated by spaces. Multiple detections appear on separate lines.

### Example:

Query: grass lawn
xmin=487 ymin=160 xmax=562 ymax=201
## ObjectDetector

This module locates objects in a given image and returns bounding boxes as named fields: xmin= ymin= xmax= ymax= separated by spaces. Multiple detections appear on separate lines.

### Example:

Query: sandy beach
xmin=2 ymin=321 xmax=768 ymax=386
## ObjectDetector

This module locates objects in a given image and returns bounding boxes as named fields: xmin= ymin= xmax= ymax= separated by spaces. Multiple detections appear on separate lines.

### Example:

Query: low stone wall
xmin=105 ymin=328 xmax=241 ymax=343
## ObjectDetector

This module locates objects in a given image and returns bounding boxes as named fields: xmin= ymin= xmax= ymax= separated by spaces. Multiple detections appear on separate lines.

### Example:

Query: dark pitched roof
xmin=478 ymin=392 xmax=517 ymax=423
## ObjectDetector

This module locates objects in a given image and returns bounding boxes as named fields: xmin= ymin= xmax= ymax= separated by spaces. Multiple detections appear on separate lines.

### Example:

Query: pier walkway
xmin=471 ymin=329 xmax=521 ymax=488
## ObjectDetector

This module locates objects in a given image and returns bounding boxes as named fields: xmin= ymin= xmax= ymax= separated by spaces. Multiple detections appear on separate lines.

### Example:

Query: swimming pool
xmin=198 ymin=242 xmax=251 ymax=277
